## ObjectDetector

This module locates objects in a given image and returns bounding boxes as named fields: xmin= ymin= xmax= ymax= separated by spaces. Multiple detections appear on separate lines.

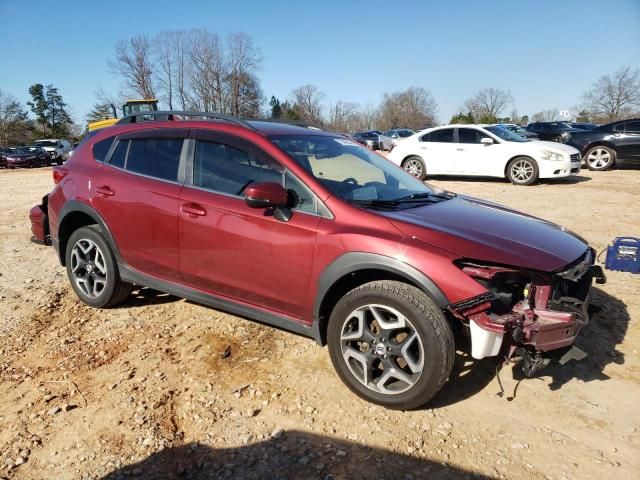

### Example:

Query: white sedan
xmin=387 ymin=125 xmax=582 ymax=185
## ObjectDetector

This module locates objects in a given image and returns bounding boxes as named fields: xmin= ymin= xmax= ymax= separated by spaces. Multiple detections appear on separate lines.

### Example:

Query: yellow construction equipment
xmin=87 ymin=99 xmax=158 ymax=132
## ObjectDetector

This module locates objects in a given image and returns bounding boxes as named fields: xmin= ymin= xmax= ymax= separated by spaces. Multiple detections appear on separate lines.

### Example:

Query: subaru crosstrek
xmin=29 ymin=113 xmax=606 ymax=409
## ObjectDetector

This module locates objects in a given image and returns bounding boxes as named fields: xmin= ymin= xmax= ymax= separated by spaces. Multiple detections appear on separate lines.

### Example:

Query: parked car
xmin=388 ymin=125 xmax=581 ymax=185
xmin=5 ymin=146 xmax=49 ymax=168
xmin=352 ymin=131 xmax=394 ymax=151
xmin=495 ymin=123 xmax=539 ymax=139
xmin=525 ymin=122 xmax=582 ymax=143
xmin=566 ymin=118 xmax=640 ymax=170
xmin=29 ymin=114 xmax=604 ymax=409
xmin=384 ymin=128 xmax=416 ymax=146
xmin=569 ymin=122 xmax=598 ymax=130
xmin=0 ymin=147 xmax=14 ymax=167
xmin=34 ymin=138 xmax=73 ymax=164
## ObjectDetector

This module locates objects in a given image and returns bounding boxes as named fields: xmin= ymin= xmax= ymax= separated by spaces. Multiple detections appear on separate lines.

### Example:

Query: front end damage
xmin=448 ymin=249 xmax=606 ymax=376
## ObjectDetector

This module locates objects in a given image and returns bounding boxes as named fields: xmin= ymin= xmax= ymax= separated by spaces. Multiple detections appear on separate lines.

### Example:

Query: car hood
xmin=7 ymin=153 xmax=35 ymax=159
xmin=38 ymin=146 xmax=56 ymax=151
xmin=522 ymin=140 xmax=578 ymax=154
xmin=383 ymin=196 xmax=588 ymax=272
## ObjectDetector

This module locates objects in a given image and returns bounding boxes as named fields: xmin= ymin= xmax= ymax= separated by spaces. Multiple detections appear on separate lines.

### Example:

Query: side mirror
xmin=481 ymin=137 xmax=494 ymax=145
xmin=244 ymin=182 xmax=289 ymax=209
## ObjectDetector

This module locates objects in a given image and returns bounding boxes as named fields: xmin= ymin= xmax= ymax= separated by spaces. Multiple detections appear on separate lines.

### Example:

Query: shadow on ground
xmin=425 ymin=174 xmax=592 ymax=185
xmin=101 ymin=431 xmax=493 ymax=480
xmin=120 ymin=287 xmax=180 ymax=308
xmin=428 ymin=286 xmax=630 ymax=407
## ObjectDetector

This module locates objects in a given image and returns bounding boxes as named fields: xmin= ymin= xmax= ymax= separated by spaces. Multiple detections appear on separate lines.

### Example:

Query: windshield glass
xmin=35 ymin=140 xmax=57 ymax=147
xmin=398 ymin=130 xmax=414 ymax=137
xmin=270 ymin=135 xmax=435 ymax=203
xmin=485 ymin=126 xmax=528 ymax=143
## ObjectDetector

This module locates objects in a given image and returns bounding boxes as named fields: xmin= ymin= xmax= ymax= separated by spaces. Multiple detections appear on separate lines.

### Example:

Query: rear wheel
xmin=65 ymin=225 xmax=133 ymax=308
xmin=506 ymin=156 xmax=538 ymax=185
xmin=327 ymin=280 xmax=454 ymax=410
xmin=402 ymin=156 xmax=427 ymax=180
xmin=585 ymin=146 xmax=615 ymax=171
xmin=552 ymin=135 xmax=563 ymax=143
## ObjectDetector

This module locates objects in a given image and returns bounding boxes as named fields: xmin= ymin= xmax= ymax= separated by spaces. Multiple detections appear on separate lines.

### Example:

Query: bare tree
xmin=226 ymin=32 xmax=262 ymax=116
xmin=327 ymin=100 xmax=361 ymax=133
xmin=290 ymin=85 xmax=325 ymax=123
xmin=154 ymin=31 xmax=177 ymax=109
xmin=530 ymin=108 xmax=560 ymax=122
xmin=187 ymin=29 xmax=226 ymax=111
xmin=462 ymin=88 xmax=513 ymax=121
xmin=0 ymin=90 xmax=31 ymax=146
xmin=582 ymin=66 xmax=640 ymax=122
xmin=109 ymin=35 xmax=156 ymax=99
xmin=377 ymin=86 xmax=438 ymax=130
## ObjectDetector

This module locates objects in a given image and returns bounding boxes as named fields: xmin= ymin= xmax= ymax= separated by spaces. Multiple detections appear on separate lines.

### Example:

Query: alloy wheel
xmin=404 ymin=159 xmax=423 ymax=178
xmin=587 ymin=148 xmax=611 ymax=169
xmin=510 ymin=159 xmax=534 ymax=183
xmin=70 ymin=238 xmax=108 ymax=298
xmin=340 ymin=304 xmax=424 ymax=395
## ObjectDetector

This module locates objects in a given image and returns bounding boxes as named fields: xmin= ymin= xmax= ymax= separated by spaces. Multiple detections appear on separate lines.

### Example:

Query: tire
xmin=65 ymin=225 xmax=133 ymax=308
xmin=552 ymin=135 xmax=563 ymax=143
xmin=506 ymin=156 xmax=539 ymax=185
xmin=584 ymin=146 xmax=615 ymax=171
xmin=402 ymin=156 xmax=427 ymax=180
xmin=327 ymin=280 xmax=454 ymax=410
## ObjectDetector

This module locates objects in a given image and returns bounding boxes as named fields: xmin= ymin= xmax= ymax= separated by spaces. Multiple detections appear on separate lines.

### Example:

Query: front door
xmin=178 ymin=131 xmax=320 ymax=320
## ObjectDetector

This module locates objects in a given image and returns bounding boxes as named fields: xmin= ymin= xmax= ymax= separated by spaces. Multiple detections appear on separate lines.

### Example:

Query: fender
xmin=55 ymin=200 xmax=122 ymax=266
xmin=311 ymin=252 xmax=450 ymax=343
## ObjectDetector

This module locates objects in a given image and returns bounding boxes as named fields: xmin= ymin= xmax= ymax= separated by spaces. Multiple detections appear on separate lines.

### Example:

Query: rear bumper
xmin=29 ymin=195 xmax=50 ymax=246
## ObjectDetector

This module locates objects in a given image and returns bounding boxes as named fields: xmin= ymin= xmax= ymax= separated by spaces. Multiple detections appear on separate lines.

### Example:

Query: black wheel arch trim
xmin=55 ymin=200 xmax=123 ymax=266
xmin=311 ymin=252 xmax=450 ymax=344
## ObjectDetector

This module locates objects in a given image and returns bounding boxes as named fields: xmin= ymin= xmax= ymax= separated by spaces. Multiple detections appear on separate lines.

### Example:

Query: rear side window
xmin=92 ymin=138 xmax=113 ymax=163
xmin=109 ymin=141 xmax=128 ymax=168
xmin=125 ymin=138 xmax=183 ymax=182
xmin=428 ymin=129 xmax=454 ymax=143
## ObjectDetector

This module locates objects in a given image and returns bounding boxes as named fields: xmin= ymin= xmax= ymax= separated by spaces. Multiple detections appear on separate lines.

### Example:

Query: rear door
xmin=90 ymin=129 xmax=187 ymax=281
xmin=178 ymin=130 xmax=320 ymax=320
xmin=417 ymin=128 xmax=457 ymax=174
xmin=615 ymin=121 xmax=640 ymax=163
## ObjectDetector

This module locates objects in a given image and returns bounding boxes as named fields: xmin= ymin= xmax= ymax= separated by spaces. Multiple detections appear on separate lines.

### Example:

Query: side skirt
xmin=119 ymin=264 xmax=316 ymax=341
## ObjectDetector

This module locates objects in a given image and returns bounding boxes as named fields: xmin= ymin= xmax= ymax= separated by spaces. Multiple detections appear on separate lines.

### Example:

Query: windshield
xmin=270 ymin=135 xmax=436 ymax=204
xmin=35 ymin=140 xmax=57 ymax=147
xmin=485 ymin=126 xmax=528 ymax=143
xmin=398 ymin=130 xmax=414 ymax=137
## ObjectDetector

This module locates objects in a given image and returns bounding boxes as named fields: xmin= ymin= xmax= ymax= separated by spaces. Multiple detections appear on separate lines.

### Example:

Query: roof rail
xmin=115 ymin=111 xmax=258 ymax=131
xmin=249 ymin=118 xmax=324 ymax=130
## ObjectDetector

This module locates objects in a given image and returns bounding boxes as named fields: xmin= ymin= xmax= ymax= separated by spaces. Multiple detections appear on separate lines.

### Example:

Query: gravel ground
xmin=0 ymin=166 xmax=639 ymax=480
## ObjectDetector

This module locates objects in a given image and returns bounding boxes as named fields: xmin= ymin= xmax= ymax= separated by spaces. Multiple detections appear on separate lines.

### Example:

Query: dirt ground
xmin=1 ymin=166 xmax=639 ymax=480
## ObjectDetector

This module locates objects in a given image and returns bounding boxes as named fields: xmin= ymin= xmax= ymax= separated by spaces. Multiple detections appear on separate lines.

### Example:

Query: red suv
xmin=30 ymin=112 xmax=605 ymax=409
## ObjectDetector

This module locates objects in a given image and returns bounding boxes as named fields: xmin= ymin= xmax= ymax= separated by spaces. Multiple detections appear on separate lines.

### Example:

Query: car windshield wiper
xmin=347 ymin=192 xmax=455 ymax=210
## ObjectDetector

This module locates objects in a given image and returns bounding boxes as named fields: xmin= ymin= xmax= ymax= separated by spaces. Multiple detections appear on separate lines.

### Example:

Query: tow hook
xmin=516 ymin=347 xmax=549 ymax=377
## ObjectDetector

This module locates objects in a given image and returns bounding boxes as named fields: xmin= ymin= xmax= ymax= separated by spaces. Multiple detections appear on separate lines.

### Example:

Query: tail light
xmin=53 ymin=166 xmax=68 ymax=184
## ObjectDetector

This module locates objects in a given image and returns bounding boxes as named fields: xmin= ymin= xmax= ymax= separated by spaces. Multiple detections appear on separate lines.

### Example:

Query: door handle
xmin=181 ymin=202 xmax=207 ymax=217
xmin=96 ymin=185 xmax=114 ymax=196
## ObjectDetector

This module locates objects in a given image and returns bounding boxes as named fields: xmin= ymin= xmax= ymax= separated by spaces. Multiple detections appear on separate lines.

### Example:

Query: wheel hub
xmin=374 ymin=342 xmax=387 ymax=355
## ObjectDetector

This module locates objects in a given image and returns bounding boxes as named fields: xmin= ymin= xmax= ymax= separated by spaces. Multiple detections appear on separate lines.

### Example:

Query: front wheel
xmin=584 ymin=146 xmax=615 ymax=171
xmin=506 ymin=156 xmax=539 ymax=185
xmin=402 ymin=156 xmax=427 ymax=180
xmin=65 ymin=225 xmax=133 ymax=308
xmin=327 ymin=280 xmax=454 ymax=410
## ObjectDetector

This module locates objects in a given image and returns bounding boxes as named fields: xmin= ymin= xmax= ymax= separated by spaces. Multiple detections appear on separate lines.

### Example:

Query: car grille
xmin=570 ymin=153 xmax=580 ymax=162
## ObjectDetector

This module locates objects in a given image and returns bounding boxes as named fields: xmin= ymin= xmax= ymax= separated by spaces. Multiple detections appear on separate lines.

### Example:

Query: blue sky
xmin=1 ymin=0 xmax=639 ymax=124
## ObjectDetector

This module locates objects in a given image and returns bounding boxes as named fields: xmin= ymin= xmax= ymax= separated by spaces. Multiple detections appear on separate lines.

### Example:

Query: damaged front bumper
xmin=449 ymin=250 xmax=606 ymax=375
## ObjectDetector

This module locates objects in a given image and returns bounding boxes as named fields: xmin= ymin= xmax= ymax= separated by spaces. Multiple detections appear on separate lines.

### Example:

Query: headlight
xmin=540 ymin=150 xmax=565 ymax=161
